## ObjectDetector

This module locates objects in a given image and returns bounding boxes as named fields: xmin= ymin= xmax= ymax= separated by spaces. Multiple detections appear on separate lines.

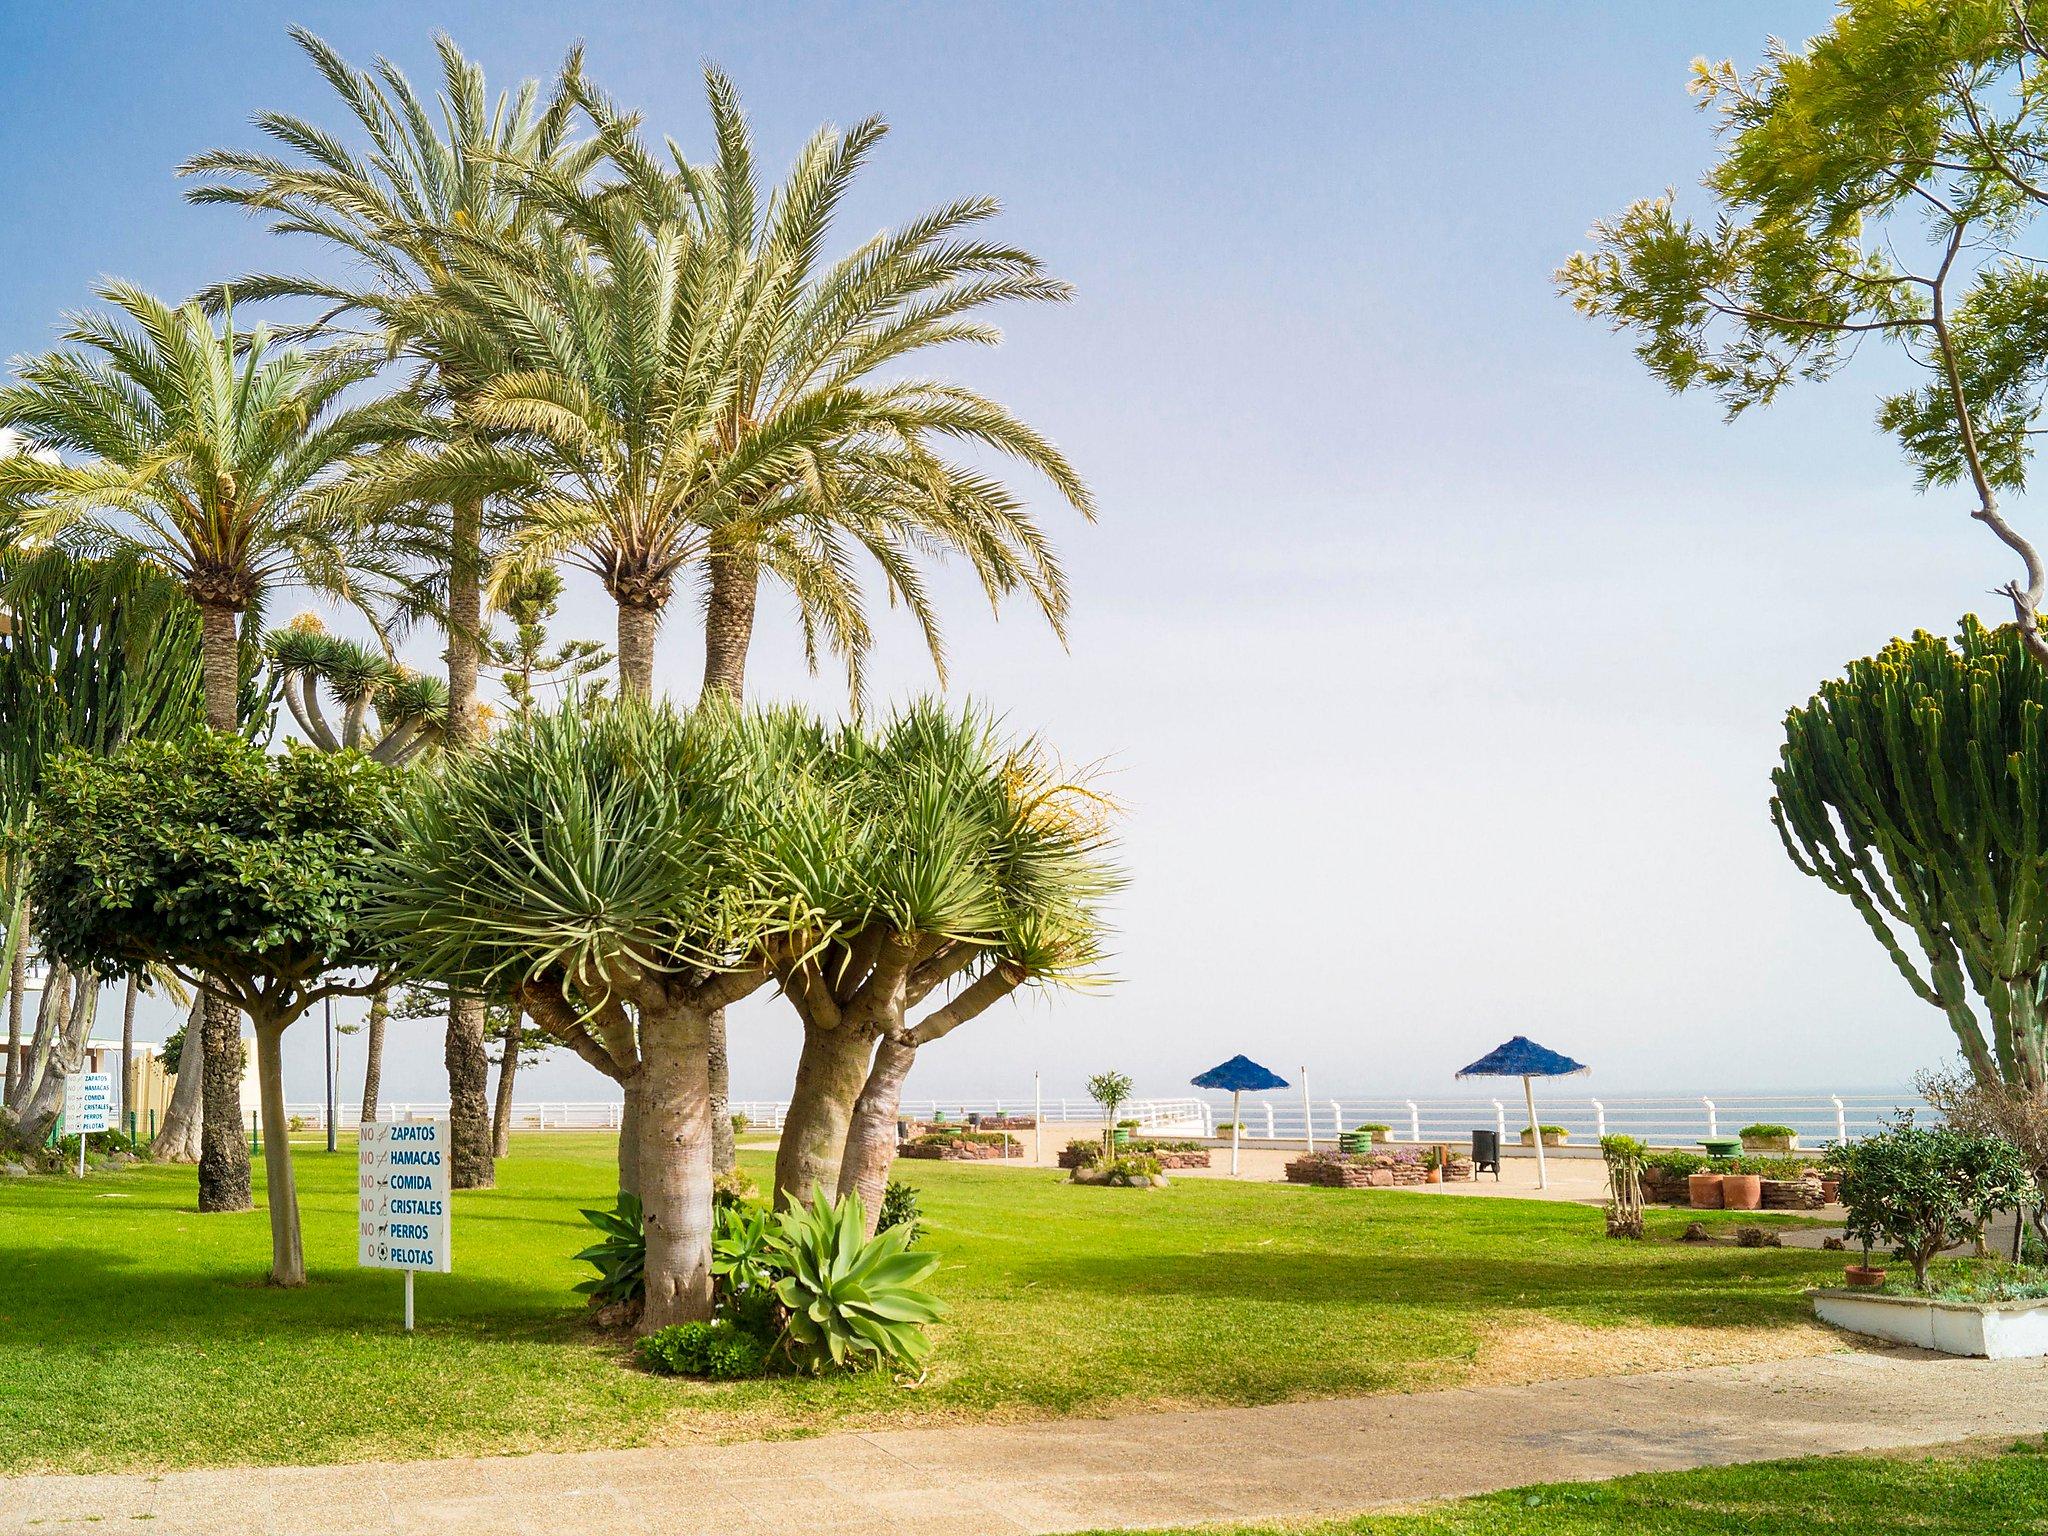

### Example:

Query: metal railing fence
xmin=281 ymin=1092 xmax=1918 ymax=1146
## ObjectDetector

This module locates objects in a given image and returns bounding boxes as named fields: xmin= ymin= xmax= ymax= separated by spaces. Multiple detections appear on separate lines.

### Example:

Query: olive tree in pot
xmin=1089 ymin=1070 xmax=1135 ymax=1156
xmin=1824 ymin=1118 xmax=2036 ymax=1291
xmin=24 ymin=735 xmax=395 ymax=1286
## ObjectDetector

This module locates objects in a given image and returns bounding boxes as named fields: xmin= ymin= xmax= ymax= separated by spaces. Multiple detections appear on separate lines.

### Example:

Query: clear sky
xmin=2 ymin=2 xmax=2000 ymax=1108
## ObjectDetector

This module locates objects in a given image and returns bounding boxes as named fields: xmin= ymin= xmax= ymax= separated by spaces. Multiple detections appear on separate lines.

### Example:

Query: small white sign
xmin=62 ymin=1073 xmax=114 ymax=1137
xmin=357 ymin=1120 xmax=453 ymax=1273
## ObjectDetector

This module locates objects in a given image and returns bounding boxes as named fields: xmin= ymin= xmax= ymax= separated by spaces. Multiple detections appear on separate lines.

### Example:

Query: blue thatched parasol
xmin=1456 ymin=1035 xmax=1589 ymax=1189
xmin=1192 ymin=1055 xmax=1289 ymax=1176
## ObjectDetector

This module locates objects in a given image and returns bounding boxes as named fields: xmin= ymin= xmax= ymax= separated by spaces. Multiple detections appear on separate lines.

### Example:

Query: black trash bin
xmin=1471 ymin=1128 xmax=1501 ymax=1180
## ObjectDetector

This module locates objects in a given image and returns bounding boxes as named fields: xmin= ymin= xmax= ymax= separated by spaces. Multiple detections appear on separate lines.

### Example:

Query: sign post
xmin=357 ymin=1119 xmax=452 ymax=1330
xmin=62 ymin=1072 xmax=113 ymax=1177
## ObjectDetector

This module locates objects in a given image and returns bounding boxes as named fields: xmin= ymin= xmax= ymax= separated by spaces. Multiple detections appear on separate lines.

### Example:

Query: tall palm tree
xmin=182 ymin=30 xmax=598 ymax=1189
xmin=0 ymin=284 xmax=413 ymax=1206
xmin=364 ymin=66 xmax=1093 ymax=708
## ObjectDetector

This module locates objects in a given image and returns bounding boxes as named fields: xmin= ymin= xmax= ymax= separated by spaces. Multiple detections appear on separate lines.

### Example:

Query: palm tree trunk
xmin=709 ymin=1009 xmax=735 ymax=1176
xmin=443 ymin=500 xmax=495 ymax=1191
xmin=359 ymin=987 xmax=389 ymax=1125
xmin=617 ymin=602 xmax=658 ymax=703
xmin=195 ymin=600 xmax=254 ymax=1209
xmin=694 ymin=560 xmax=750 ymax=1177
xmin=154 ymin=997 xmax=205 ymax=1162
xmin=119 ymin=976 xmax=138 ymax=1136
xmin=491 ymin=1007 xmax=520 ymax=1159
xmin=699 ymin=550 xmax=757 ymax=704
xmin=252 ymin=1018 xmax=305 ymax=1286
xmin=772 ymin=1024 xmax=875 ymax=1209
xmin=636 ymin=1000 xmax=715 ymax=1333
xmin=838 ymin=1035 xmax=917 ymax=1235
xmin=198 ymin=990 xmax=252 ymax=1213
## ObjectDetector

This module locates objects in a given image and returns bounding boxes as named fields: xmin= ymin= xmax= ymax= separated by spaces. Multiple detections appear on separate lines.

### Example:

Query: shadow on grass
xmin=0 ymin=1241 xmax=590 ymax=1348
xmin=1005 ymin=1245 xmax=1835 ymax=1331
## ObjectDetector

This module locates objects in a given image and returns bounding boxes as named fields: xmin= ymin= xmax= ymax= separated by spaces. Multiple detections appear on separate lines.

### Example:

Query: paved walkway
xmin=6 ymin=1347 xmax=2048 ymax=1534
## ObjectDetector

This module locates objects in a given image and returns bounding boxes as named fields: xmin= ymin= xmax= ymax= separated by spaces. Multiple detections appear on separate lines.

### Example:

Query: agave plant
xmin=571 ymin=1191 xmax=645 ymax=1305
xmin=766 ymin=1190 xmax=942 ymax=1374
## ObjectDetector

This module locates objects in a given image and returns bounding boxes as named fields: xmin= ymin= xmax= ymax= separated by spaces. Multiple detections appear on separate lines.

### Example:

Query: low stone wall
xmin=1761 ymin=1174 xmax=1828 ymax=1210
xmin=900 ymin=1135 xmax=1019 ymax=1161
xmin=1284 ymin=1151 xmax=1476 ymax=1188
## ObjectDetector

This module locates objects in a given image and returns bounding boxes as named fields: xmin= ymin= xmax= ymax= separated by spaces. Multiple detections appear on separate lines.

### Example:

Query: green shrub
xmin=1126 ymin=1138 xmax=1205 ymax=1153
xmin=730 ymin=1113 xmax=750 ymax=1137
xmin=1523 ymin=1124 xmax=1569 ymax=1138
xmin=910 ymin=1129 xmax=1016 ymax=1149
xmin=571 ymin=1192 xmax=644 ymax=1305
xmin=1097 ymin=1153 xmax=1163 ymax=1186
xmin=767 ymin=1190 xmax=943 ymax=1374
xmin=1352 ymin=1122 xmax=1392 ymax=1133
xmin=879 ymin=1179 xmax=925 ymax=1245
xmin=635 ymin=1318 xmax=770 ymax=1379
xmin=1062 ymin=1137 xmax=1102 ymax=1166
xmin=1883 ymin=1258 xmax=2048 ymax=1303
xmin=1825 ymin=1118 xmax=2036 ymax=1289
xmin=1645 ymin=1150 xmax=1707 ymax=1177
xmin=1739 ymin=1123 xmax=1797 ymax=1139
xmin=712 ymin=1165 xmax=757 ymax=1209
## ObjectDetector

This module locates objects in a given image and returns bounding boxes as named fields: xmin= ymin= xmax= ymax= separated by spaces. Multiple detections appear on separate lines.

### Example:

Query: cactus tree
xmin=1772 ymin=617 xmax=2048 ymax=1096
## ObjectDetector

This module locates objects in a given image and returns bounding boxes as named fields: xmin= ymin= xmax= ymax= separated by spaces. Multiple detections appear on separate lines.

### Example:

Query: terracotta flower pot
xmin=1687 ymin=1172 xmax=1726 ymax=1209
xmin=1720 ymin=1173 xmax=1763 ymax=1211
xmin=1426 ymin=1167 xmax=1443 ymax=1184
xmin=1820 ymin=1178 xmax=1841 ymax=1203
xmin=1844 ymin=1264 xmax=1886 ymax=1288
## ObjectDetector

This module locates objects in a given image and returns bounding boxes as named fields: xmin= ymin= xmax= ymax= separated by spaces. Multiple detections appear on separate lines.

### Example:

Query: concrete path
xmin=5 ymin=1347 xmax=2048 ymax=1535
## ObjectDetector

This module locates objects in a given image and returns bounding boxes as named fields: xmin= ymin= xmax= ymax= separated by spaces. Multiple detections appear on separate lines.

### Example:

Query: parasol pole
xmin=1231 ymin=1088 xmax=1242 ymax=1176
xmin=1523 ymin=1073 xmax=1546 ymax=1190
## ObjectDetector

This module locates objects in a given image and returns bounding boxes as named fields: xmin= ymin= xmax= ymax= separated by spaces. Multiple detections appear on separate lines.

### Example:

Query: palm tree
xmin=0 ymin=285 xmax=413 ymax=1206
xmin=361 ymin=66 xmax=1092 ymax=707
xmin=182 ymin=32 xmax=598 ymax=1190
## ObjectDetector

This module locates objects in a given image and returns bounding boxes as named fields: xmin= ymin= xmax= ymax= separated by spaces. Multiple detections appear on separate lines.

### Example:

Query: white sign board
xmin=357 ymin=1120 xmax=452 ymax=1273
xmin=62 ymin=1073 xmax=114 ymax=1136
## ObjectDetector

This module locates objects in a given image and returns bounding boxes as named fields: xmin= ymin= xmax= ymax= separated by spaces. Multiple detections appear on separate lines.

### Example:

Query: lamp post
xmin=324 ymin=995 xmax=337 ymax=1154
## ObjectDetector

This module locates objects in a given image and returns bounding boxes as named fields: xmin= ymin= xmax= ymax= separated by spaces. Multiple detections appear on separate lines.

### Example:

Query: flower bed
xmin=1059 ymin=1137 xmax=1210 ymax=1170
xmin=899 ymin=1131 xmax=1020 ymax=1161
xmin=1283 ymin=1151 xmax=1476 ymax=1188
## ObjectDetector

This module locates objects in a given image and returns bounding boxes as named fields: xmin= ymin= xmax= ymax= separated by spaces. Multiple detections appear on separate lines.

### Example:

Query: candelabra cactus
xmin=1771 ymin=617 xmax=2048 ymax=1097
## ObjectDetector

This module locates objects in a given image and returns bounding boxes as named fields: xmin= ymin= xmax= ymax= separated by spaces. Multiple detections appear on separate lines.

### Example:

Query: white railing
xmin=1198 ymin=1093 xmax=1909 ymax=1148
xmin=283 ymin=1091 xmax=1913 ymax=1146
xmin=285 ymin=1101 xmax=624 ymax=1130
xmin=285 ymin=1094 xmax=1212 ymax=1136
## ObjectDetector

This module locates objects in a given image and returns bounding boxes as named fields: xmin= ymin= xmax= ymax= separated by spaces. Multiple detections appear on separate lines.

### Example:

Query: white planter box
xmin=1810 ymin=1287 xmax=2048 ymax=1358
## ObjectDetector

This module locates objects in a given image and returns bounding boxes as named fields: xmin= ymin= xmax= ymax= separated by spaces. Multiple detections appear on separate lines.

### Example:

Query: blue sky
xmin=4 ymin=2 xmax=1998 ymax=1108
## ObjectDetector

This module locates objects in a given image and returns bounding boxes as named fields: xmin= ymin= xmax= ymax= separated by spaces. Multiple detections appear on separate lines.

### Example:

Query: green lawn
xmin=0 ymin=1134 xmax=1846 ymax=1473
xmin=1112 ymin=1441 xmax=2048 ymax=1534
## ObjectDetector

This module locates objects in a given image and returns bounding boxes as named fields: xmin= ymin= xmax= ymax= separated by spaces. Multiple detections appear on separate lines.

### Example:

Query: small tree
xmin=1600 ymin=1134 xmax=1647 ymax=1240
xmin=1088 ymin=1070 xmax=1134 ymax=1149
xmin=1825 ymin=1118 xmax=2036 ymax=1290
xmin=26 ymin=734 xmax=393 ymax=1285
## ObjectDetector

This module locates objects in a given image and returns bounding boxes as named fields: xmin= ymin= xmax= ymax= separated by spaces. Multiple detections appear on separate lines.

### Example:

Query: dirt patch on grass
xmin=1462 ymin=1309 xmax=1845 ymax=1386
